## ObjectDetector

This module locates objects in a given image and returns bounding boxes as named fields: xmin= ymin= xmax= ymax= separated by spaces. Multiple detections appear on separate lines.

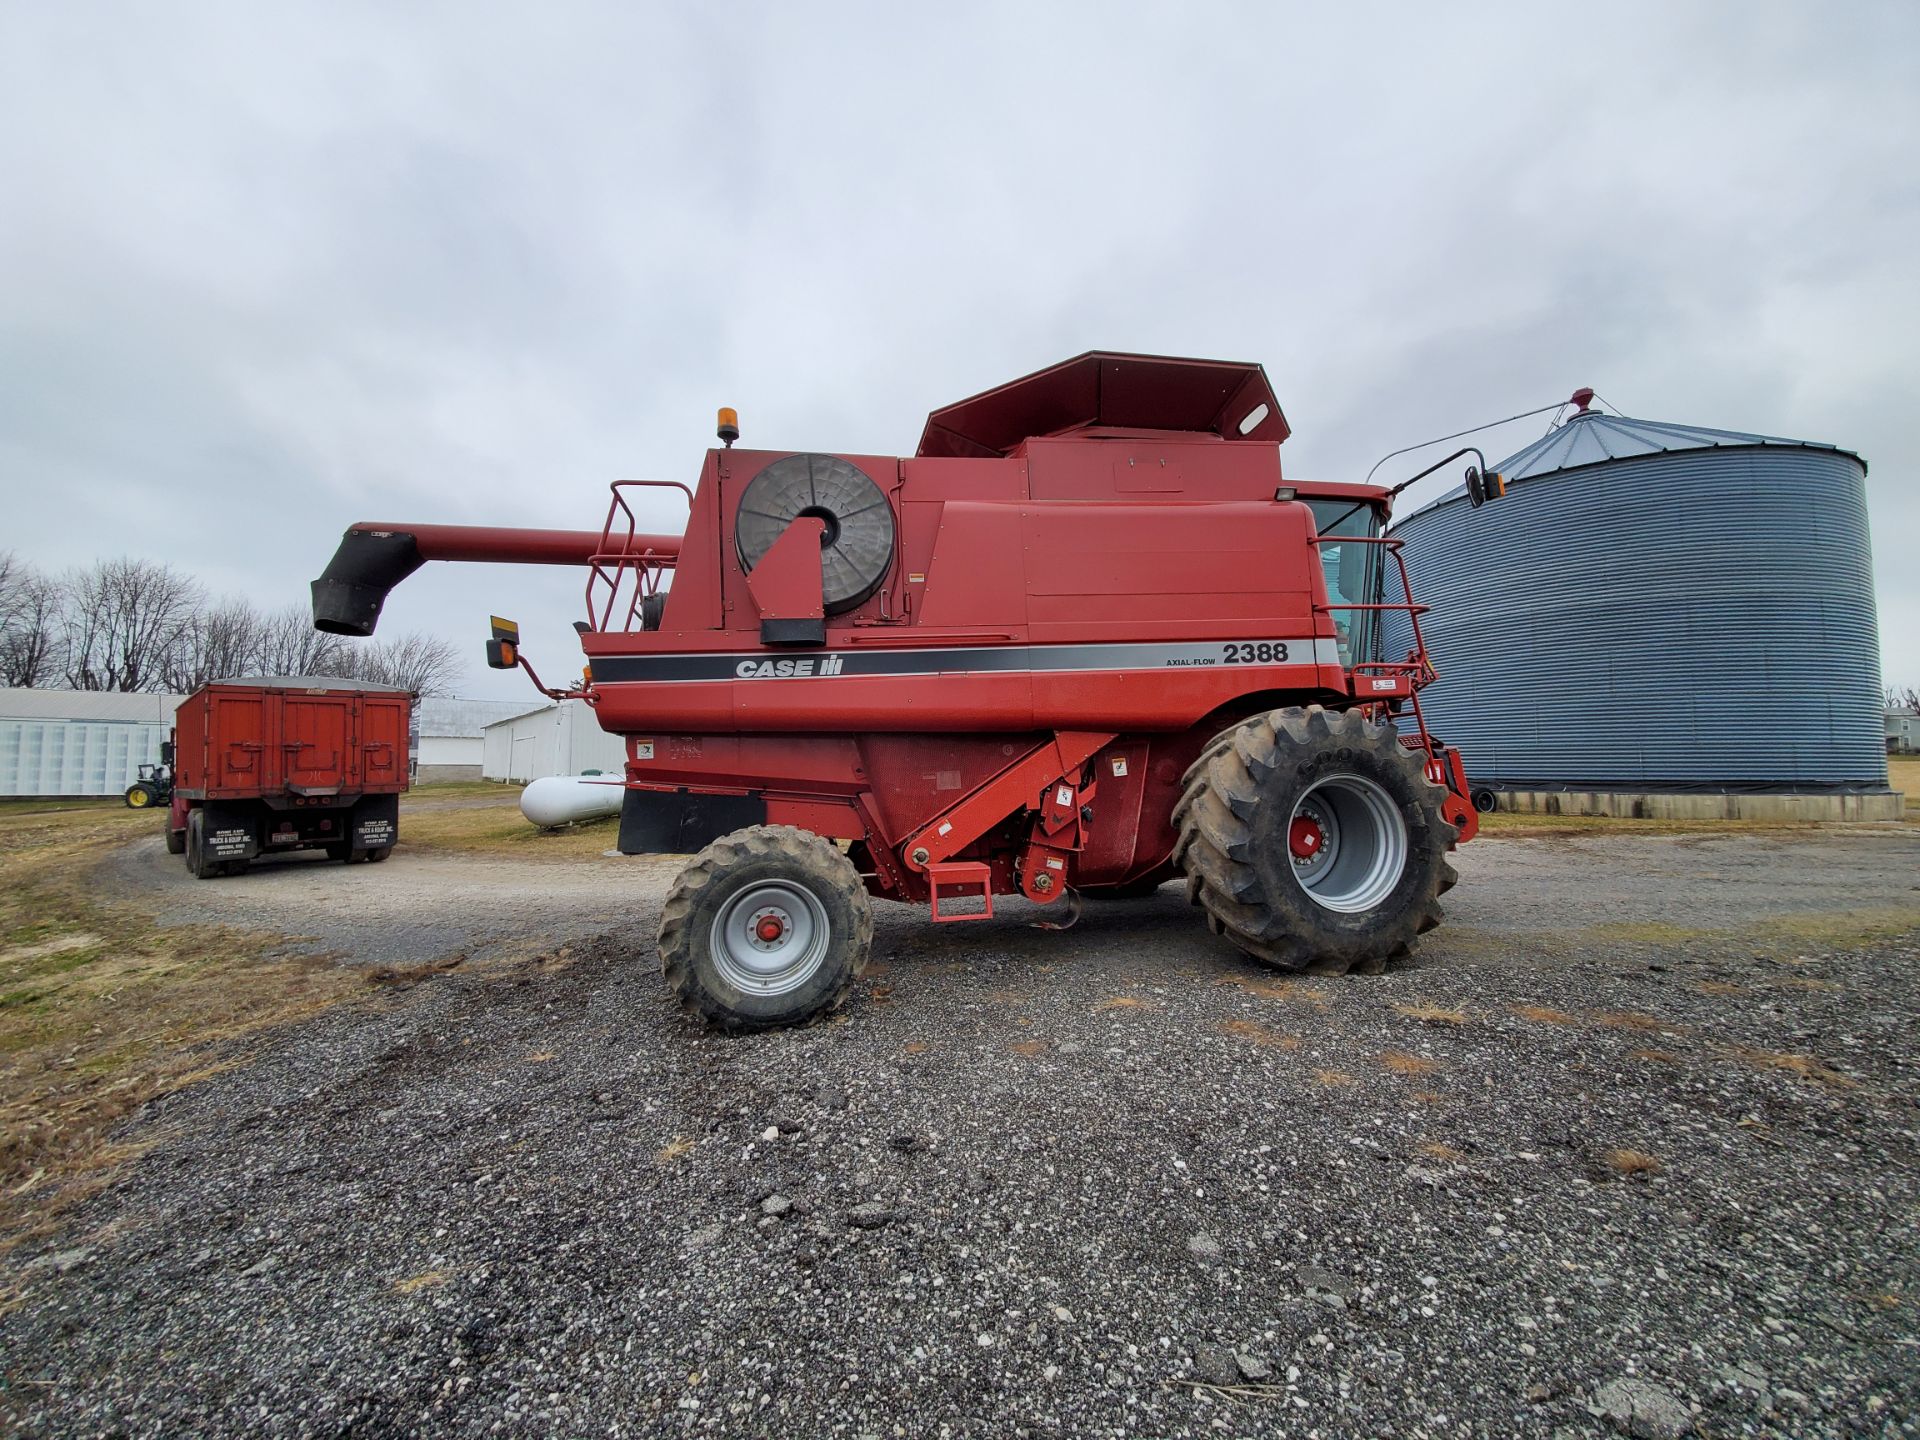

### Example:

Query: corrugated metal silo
xmin=1383 ymin=405 xmax=1886 ymax=798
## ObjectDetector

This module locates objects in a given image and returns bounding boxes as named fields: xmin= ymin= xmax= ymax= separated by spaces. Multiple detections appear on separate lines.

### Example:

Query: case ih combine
xmin=313 ymin=353 xmax=1493 ymax=1030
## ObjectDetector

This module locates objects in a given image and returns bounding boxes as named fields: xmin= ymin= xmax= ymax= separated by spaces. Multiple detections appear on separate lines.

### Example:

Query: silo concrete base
xmin=1493 ymin=789 xmax=1905 ymax=821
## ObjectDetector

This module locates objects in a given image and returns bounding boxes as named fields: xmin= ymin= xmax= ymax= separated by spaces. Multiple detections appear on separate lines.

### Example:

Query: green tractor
xmin=125 ymin=742 xmax=174 ymax=810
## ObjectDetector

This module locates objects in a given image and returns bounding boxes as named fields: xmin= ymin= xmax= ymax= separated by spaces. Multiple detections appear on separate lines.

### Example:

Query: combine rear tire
xmin=658 ymin=825 xmax=872 ymax=1032
xmin=1173 ymin=706 xmax=1453 ymax=974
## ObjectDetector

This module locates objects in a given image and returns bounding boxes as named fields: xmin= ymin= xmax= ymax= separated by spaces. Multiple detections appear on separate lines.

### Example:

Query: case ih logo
xmin=735 ymin=655 xmax=848 ymax=679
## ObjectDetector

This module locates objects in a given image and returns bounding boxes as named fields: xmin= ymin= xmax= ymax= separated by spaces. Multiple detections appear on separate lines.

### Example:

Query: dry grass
xmin=1380 ymin=1051 xmax=1441 ymax=1076
xmin=1392 ymin=1001 xmax=1469 ymax=1025
xmin=1477 ymin=811 xmax=1830 ymax=839
xmin=1417 ymin=1141 xmax=1467 ymax=1163
xmin=1721 ymin=1044 xmax=1855 ymax=1088
xmin=398 ymin=792 xmax=621 ymax=860
xmin=1604 ymin=1148 xmax=1663 ymax=1178
xmin=1008 ymin=1039 xmax=1048 ymax=1057
xmin=1217 ymin=1019 xmax=1297 ymax=1049
xmin=1218 ymin=975 xmax=1328 ymax=1007
xmin=1592 ymin=1010 xmax=1674 ymax=1033
xmin=655 ymin=1136 xmax=694 ymax=1163
xmin=394 ymin=1269 xmax=450 ymax=1294
xmin=1890 ymin=755 xmax=1919 ymax=818
xmin=1510 ymin=1004 xmax=1574 ymax=1026
xmin=0 ymin=802 xmax=366 ymax=1247
xmin=1311 ymin=1068 xmax=1355 ymax=1088
xmin=1093 ymin=995 xmax=1150 ymax=1012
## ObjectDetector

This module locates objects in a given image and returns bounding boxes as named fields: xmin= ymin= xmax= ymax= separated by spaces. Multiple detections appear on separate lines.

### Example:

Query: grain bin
xmin=1384 ymin=401 xmax=1896 ymax=820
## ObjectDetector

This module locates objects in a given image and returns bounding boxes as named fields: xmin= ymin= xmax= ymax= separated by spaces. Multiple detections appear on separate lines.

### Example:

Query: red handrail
xmin=585 ymin=481 xmax=690 ymax=633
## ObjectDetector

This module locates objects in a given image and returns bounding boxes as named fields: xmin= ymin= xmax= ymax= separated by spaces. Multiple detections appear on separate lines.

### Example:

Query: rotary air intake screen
xmin=734 ymin=454 xmax=896 ymax=614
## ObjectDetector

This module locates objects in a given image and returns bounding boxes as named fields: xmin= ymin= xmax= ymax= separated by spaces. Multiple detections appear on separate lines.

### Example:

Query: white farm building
xmin=482 ymin=701 xmax=627 ymax=784
xmin=0 ymin=688 xmax=184 ymax=797
xmin=411 ymin=697 xmax=550 ymax=782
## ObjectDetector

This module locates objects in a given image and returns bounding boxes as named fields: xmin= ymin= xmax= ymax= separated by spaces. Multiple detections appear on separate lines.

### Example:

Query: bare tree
xmin=250 ymin=603 xmax=350 ymax=678
xmin=0 ymin=552 xmax=61 ymax=687
xmin=60 ymin=558 xmax=203 ymax=692
xmin=1887 ymin=684 xmax=1920 ymax=711
xmin=164 ymin=597 xmax=266 ymax=691
xmin=338 ymin=631 xmax=464 ymax=696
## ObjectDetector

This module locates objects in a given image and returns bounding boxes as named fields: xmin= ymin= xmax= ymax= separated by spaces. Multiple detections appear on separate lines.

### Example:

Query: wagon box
xmin=165 ymin=677 xmax=411 ymax=878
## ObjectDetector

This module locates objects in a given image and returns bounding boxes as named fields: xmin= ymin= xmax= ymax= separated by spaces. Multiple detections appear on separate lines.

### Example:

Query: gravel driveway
xmin=5 ymin=823 xmax=1918 ymax=1438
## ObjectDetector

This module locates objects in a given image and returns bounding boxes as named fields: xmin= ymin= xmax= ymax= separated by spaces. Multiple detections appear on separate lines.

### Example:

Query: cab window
xmin=1307 ymin=500 xmax=1384 ymax=666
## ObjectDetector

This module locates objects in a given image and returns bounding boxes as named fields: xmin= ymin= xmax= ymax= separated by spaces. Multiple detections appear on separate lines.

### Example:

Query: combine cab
xmin=314 ymin=352 xmax=1495 ymax=1029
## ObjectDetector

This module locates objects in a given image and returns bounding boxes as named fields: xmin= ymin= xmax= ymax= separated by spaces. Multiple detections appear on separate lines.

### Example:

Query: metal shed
xmin=481 ymin=700 xmax=628 ymax=784
xmin=1384 ymin=403 xmax=1892 ymax=815
xmin=412 ymin=696 xmax=554 ymax=782
xmin=0 ymin=689 xmax=185 ymax=797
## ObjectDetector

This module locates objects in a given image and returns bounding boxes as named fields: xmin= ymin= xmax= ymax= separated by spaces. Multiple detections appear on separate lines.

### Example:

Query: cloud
xmin=2 ymin=1 xmax=1915 ymax=693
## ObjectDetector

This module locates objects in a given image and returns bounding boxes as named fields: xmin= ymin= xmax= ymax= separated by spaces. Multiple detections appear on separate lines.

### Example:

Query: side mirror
xmin=159 ymin=741 xmax=174 ymax=765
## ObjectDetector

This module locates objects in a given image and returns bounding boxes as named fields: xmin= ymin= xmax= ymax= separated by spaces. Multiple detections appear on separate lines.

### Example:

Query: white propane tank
xmin=519 ymin=775 xmax=625 ymax=828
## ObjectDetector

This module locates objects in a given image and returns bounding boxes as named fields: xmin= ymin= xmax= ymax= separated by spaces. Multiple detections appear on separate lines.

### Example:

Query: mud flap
xmin=618 ymin=789 xmax=767 ymax=856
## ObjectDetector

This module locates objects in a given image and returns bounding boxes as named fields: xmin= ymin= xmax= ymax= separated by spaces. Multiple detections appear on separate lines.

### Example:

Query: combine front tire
xmin=1173 ymin=706 xmax=1453 ymax=974
xmin=657 ymin=825 xmax=873 ymax=1032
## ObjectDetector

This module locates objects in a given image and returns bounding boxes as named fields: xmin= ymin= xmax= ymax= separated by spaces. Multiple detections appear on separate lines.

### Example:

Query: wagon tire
xmin=185 ymin=810 xmax=222 ymax=881
xmin=365 ymin=846 xmax=391 ymax=863
xmin=658 ymin=824 xmax=873 ymax=1032
xmin=1173 ymin=705 xmax=1454 ymax=975
xmin=164 ymin=822 xmax=186 ymax=855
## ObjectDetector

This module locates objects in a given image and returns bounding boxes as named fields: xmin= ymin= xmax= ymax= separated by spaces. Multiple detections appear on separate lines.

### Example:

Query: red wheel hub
xmin=1289 ymin=814 xmax=1325 ymax=859
xmin=755 ymin=914 xmax=787 ymax=943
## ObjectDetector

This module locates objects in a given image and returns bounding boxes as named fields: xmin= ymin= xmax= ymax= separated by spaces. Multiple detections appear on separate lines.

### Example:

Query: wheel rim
xmin=709 ymin=881 xmax=831 ymax=997
xmin=1288 ymin=774 xmax=1408 ymax=913
xmin=128 ymin=788 xmax=149 ymax=807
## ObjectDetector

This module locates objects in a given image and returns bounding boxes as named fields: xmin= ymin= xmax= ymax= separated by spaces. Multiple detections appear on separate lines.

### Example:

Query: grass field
xmin=1892 ymin=754 xmax=1920 ymax=818
xmin=0 ymin=801 xmax=366 ymax=1256
xmin=398 ymin=782 xmax=619 ymax=859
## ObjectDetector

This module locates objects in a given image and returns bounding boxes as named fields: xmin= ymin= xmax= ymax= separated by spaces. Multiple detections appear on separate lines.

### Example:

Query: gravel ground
xmin=5 ymin=819 xmax=1919 ymax=1439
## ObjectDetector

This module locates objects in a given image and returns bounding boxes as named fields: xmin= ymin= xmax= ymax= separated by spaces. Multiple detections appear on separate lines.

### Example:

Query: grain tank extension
xmin=312 ymin=352 xmax=1500 ymax=1029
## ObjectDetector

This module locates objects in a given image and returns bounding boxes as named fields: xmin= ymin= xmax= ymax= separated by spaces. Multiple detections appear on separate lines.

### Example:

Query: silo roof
xmin=1496 ymin=410 xmax=1862 ymax=480
xmin=1399 ymin=408 xmax=1864 ymax=523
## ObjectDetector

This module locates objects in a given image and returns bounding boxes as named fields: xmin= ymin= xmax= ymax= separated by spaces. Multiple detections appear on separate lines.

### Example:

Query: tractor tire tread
xmin=1173 ymin=704 xmax=1453 ymax=977
xmin=658 ymin=824 xmax=872 ymax=1033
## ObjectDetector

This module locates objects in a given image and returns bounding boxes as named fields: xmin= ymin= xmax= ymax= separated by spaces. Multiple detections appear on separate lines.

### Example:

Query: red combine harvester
xmin=312 ymin=353 xmax=1497 ymax=1029
xmin=167 ymin=678 xmax=411 ymax=878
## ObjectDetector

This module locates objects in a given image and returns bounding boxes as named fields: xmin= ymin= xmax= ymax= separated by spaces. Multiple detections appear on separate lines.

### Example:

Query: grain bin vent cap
xmin=1398 ymin=408 xmax=1866 ymax=523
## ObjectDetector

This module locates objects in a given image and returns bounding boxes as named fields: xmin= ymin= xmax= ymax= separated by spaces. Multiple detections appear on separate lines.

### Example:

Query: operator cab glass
xmin=1308 ymin=500 xmax=1385 ymax=666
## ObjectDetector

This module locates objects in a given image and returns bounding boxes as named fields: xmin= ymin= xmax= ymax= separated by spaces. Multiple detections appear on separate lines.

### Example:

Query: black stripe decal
xmin=590 ymin=639 xmax=1336 ymax=685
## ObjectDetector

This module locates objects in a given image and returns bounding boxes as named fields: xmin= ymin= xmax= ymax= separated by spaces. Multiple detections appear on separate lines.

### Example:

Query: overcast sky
xmin=3 ymin=2 xmax=1915 ymax=699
